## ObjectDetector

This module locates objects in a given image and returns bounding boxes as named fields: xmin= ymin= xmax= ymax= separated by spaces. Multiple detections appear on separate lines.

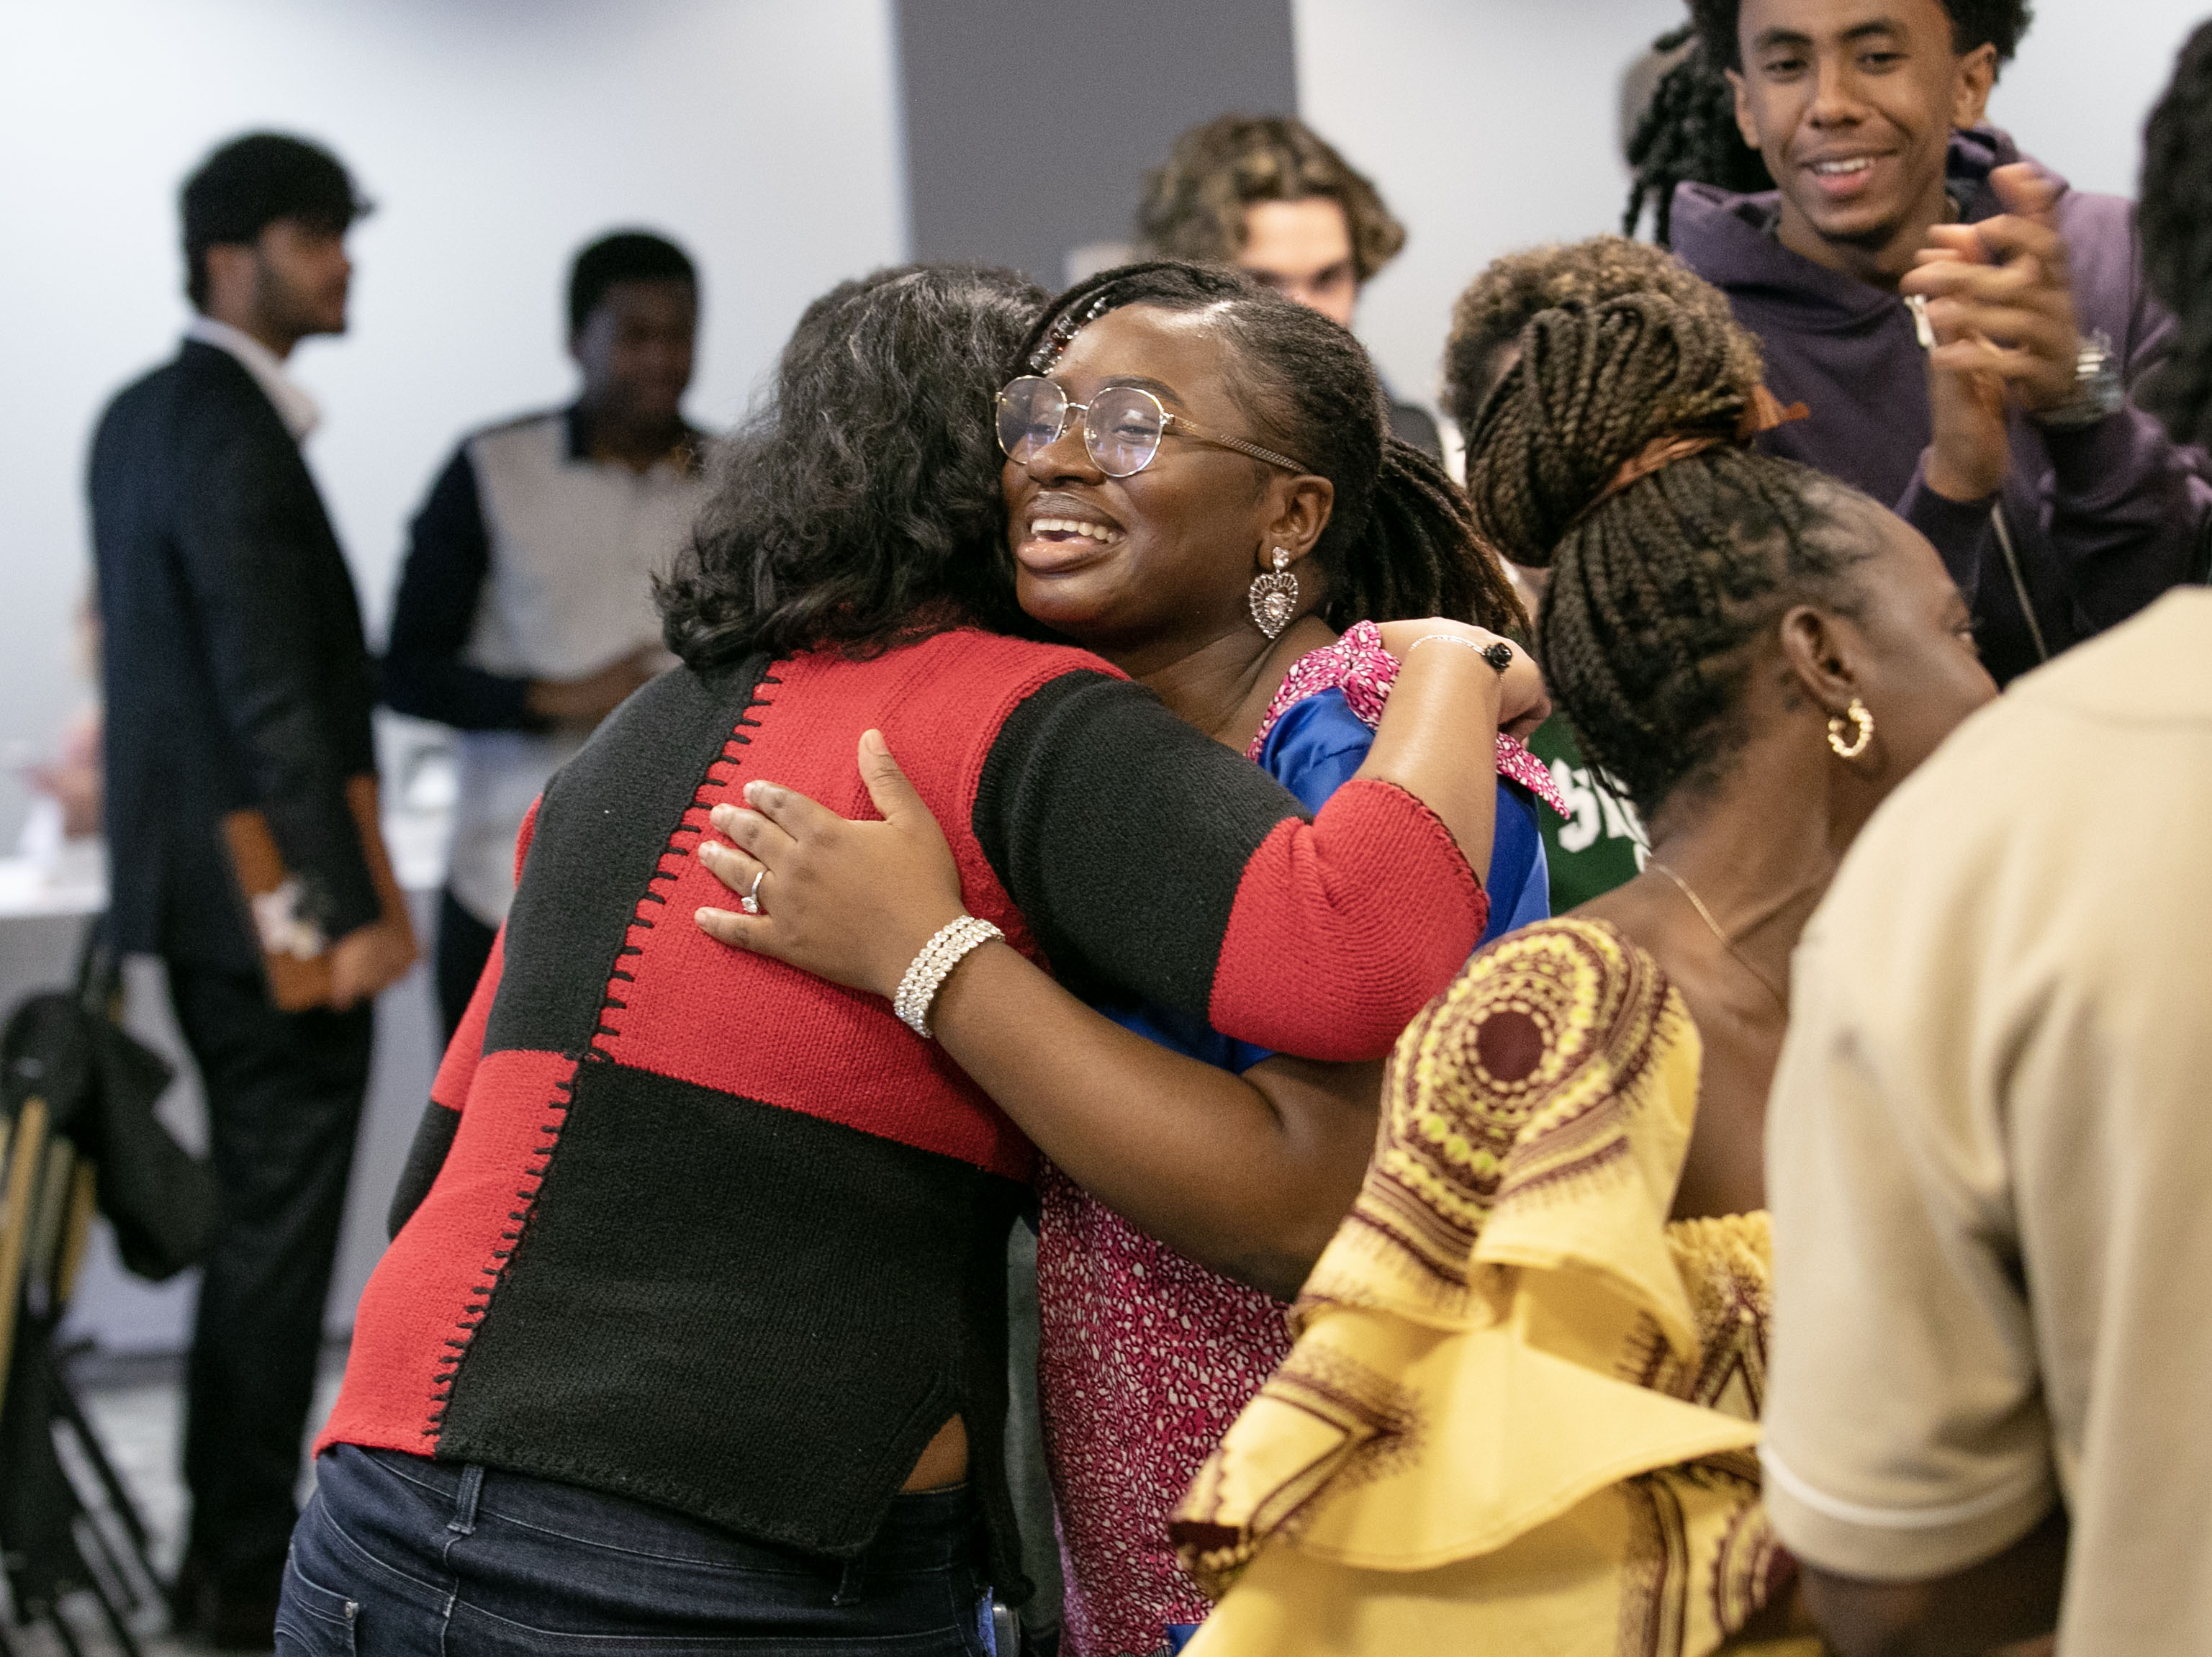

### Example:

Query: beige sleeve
xmin=1759 ymin=911 xmax=2057 ymax=1582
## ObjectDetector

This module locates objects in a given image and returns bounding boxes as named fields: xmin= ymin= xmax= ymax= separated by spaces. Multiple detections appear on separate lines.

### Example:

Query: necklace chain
xmin=1645 ymin=859 xmax=1790 ymax=1018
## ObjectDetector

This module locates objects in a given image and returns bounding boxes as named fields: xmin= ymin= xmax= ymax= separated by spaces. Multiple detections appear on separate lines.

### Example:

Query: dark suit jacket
xmin=89 ymin=339 xmax=379 ymax=972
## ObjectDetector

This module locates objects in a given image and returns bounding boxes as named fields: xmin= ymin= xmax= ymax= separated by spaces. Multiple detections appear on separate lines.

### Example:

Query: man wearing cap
xmin=87 ymin=130 xmax=414 ymax=1646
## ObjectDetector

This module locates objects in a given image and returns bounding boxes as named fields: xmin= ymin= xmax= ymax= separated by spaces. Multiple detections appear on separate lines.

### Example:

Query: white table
xmin=0 ymin=718 xmax=459 ymax=1355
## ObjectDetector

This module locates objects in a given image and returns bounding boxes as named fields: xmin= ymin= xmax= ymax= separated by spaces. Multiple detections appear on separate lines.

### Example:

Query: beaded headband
xmin=1028 ymin=291 xmax=1117 ymax=373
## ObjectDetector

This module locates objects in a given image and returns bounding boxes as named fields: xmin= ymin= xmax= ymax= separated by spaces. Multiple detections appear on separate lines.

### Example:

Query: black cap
xmin=181 ymin=132 xmax=370 ymax=304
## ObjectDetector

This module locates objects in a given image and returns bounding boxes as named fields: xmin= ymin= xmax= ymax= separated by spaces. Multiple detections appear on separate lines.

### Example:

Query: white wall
xmin=1293 ymin=0 xmax=1687 ymax=411
xmin=1294 ymin=0 xmax=2212 ymax=412
xmin=0 ymin=0 xmax=908 ymax=846
xmin=1987 ymin=3 xmax=2208 ymax=197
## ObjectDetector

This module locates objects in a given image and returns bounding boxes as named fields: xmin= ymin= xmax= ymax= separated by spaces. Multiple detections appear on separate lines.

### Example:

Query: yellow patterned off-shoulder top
xmin=1171 ymin=918 xmax=1815 ymax=1657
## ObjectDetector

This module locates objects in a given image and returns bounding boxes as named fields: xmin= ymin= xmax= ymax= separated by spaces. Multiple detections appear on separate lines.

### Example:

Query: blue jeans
xmin=278 ymin=1445 xmax=997 ymax=1656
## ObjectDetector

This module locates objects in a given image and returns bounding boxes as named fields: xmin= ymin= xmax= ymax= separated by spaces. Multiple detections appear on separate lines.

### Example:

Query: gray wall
xmin=896 ymin=0 xmax=1296 ymax=286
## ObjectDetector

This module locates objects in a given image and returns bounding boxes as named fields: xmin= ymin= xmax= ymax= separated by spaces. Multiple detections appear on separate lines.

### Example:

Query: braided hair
xmin=1628 ymin=1 xmax=2037 ymax=245
xmin=2140 ymin=21 xmax=2212 ymax=451
xmin=1463 ymin=292 xmax=1874 ymax=816
xmin=1018 ymin=260 xmax=1527 ymax=636
xmin=1625 ymin=25 xmax=1771 ymax=246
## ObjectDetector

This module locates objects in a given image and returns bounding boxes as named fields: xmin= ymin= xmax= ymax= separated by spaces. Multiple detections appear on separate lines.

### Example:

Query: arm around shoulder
xmin=975 ymin=670 xmax=1488 ymax=1062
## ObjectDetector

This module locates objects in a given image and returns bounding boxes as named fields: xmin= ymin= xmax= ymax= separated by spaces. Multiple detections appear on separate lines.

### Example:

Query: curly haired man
xmin=1137 ymin=114 xmax=1442 ymax=456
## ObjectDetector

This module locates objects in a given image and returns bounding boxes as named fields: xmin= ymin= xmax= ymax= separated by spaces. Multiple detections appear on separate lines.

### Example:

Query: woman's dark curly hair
xmin=1626 ymin=1 xmax=2035 ymax=243
xmin=2139 ymin=20 xmax=2212 ymax=451
xmin=1018 ymin=261 xmax=1527 ymax=636
xmin=658 ymin=263 xmax=1047 ymax=668
xmin=1136 ymin=115 xmax=1405 ymax=284
xmin=1442 ymin=235 xmax=1759 ymax=430
xmin=1463 ymin=290 xmax=1876 ymax=818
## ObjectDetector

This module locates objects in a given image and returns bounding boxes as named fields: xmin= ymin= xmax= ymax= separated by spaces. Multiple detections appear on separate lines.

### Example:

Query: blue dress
xmin=1101 ymin=686 xmax=1550 ymax=1071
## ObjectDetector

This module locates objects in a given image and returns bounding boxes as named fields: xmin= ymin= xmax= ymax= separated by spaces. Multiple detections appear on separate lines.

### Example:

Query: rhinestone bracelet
xmin=1409 ymin=632 xmax=1514 ymax=673
xmin=892 ymin=914 xmax=1005 ymax=1039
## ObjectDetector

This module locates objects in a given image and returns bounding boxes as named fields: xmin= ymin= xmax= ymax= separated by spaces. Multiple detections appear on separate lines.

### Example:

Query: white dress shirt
xmin=184 ymin=314 xmax=322 ymax=442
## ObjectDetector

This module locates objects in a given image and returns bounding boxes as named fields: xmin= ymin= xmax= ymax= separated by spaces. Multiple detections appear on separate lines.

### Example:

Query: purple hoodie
xmin=1671 ymin=127 xmax=2208 ymax=685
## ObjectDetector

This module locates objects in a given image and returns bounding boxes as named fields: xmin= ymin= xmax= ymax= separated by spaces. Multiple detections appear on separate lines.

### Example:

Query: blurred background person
xmin=19 ymin=596 xmax=104 ymax=854
xmin=382 ymin=230 xmax=708 ymax=1037
xmin=86 ymin=130 xmax=415 ymax=1648
xmin=1135 ymin=113 xmax=1445 ymax=457
xmin=2140 ymin=18 xmax=2212 ymax=458
xmin=1629 ymin=0 xmax=2208 ymax=687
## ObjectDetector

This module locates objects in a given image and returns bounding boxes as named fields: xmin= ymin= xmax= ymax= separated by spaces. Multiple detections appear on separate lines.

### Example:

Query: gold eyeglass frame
xmin=996 ymin=375 xmax=1312 ymax=478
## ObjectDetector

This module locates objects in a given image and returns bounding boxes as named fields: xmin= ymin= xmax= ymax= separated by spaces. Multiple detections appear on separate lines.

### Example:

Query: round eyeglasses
xmin=994 ymin=375 xmax=1310 ymax=479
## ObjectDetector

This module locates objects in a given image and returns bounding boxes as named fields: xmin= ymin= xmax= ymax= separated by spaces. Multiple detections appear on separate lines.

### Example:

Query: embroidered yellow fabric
xmin=1171 ymin=919 xmax=1815 ymax=1657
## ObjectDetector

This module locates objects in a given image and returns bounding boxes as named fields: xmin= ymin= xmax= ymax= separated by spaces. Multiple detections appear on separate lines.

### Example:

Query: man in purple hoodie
xmin=1658 ymin=0 xmax=2207 ymax=685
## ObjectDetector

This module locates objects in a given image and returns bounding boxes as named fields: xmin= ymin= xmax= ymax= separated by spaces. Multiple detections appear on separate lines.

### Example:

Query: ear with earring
xmin=1827 ymin=696 xmax=1874 ymax=759
xmin=1249 ymin=547 xmax=1299 ymax=641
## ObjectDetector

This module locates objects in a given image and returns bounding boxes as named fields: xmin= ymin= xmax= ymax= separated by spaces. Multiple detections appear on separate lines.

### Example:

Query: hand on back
xmin=693 ymin=730 xmax=967 ymax=999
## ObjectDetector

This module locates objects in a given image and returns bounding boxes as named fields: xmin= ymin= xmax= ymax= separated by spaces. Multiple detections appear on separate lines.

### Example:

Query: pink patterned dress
xmin=1035 ymin=625 xmax=1563 ymax=1657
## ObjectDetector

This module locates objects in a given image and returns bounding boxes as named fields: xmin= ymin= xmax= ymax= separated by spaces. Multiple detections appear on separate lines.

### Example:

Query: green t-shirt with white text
xmin=1527 ymin=715 xmax=1648 ymax=913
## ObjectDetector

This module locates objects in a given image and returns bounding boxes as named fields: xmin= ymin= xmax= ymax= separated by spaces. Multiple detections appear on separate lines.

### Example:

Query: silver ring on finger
xmin=740 ymin=868 xmax=765 ymax=916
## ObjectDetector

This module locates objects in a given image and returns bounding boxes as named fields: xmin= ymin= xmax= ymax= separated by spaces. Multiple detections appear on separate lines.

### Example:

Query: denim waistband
xmin=358 ymin=1446 xmax=980 ymax=1576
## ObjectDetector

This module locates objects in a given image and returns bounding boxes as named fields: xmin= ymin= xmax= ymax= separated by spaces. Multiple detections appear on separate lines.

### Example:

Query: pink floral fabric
xmin=1035 ymin=1164 xmax=1290 ymax=1657
xmin=1246 ymin=620 xmax=1568 ymax=813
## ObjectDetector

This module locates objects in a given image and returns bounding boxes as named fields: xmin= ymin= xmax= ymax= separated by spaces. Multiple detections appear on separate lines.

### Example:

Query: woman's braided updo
xmin=1464 ymin=292 xmax=1873 ymax=816
xmin=1017 ymin=261 xmax=1527 ymax=636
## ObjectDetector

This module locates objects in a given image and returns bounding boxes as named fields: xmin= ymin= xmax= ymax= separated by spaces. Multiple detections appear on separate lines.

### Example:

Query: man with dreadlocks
xmin=1635 ymin=0 xmax=2208 ymax=686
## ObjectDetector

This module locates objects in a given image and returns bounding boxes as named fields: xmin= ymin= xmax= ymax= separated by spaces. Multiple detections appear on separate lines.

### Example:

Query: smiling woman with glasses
xmin=995 ymin=372 xmax=1312 ymax=477
xmin=691 ymin=261 xmax=1556 ymax=1657
xmin=289 ymin=262 xmax=1539 ymax=1656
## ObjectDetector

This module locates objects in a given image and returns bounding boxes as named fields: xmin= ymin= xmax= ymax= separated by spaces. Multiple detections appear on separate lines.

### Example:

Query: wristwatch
xmin=2033 ymin=329 xmax=2123 ymax=432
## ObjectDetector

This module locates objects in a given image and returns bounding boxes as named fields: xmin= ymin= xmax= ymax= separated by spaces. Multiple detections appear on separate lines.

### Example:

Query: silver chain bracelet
xmin=891 ymin=914 xmax=1005 ymax=1039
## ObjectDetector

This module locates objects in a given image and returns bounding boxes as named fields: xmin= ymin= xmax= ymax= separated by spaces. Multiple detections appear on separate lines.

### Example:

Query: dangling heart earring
xmin=1248 ymin=548 xmax=1299 ymax=640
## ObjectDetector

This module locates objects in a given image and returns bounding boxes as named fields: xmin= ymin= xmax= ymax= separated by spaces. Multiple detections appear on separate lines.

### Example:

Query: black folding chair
xmin=0 ymin=926 xmax=215 ymax=1654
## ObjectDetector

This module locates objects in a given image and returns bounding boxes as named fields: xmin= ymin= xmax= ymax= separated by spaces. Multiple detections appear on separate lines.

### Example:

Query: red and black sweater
xmin=321 ymin=628 xmax=1485 ymax=1595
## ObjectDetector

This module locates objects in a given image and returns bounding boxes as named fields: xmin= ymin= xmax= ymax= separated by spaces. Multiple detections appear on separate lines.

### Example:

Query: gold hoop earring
xmin=1248 ymin=547 xmax=1299 ymax=641
xmin=1827 ymin=697 xmax=1874 ymax=760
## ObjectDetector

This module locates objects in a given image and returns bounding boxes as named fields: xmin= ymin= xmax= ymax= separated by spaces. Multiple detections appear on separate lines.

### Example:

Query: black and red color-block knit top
xmin=322 ymin=628 xmax=1486 ymax=1594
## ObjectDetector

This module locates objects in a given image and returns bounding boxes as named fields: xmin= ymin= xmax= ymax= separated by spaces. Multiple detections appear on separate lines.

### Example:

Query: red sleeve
xmin=1207 ymin=778 xmax=1486 ymax=1059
